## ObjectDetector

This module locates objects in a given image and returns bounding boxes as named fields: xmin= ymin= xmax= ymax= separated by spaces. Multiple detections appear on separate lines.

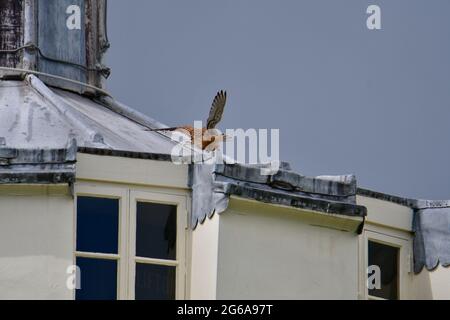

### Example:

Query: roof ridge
xmin=25 ymin=75 xmax=107 ymax=147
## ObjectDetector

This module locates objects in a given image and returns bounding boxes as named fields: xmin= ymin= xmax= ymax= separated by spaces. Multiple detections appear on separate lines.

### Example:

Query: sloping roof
xmin=0 ymin=75 xmax=178 ymax=183
xmin=0 ymin=75 xmax=175 ymax=153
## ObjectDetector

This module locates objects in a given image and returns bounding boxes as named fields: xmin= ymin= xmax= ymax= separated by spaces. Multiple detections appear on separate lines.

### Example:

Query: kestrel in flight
xmin=148 ymin=90 xmax=228 ymax=150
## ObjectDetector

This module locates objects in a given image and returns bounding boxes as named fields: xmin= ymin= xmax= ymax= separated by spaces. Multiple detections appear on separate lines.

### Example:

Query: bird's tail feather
xmin=145 ymin=127 xmax=180 ymax=132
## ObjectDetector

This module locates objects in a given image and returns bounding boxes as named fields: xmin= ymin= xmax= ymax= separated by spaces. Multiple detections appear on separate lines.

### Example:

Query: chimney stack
xmin=0 ymin=0 xmax=110 ymax=95
xmin=0 ymin=0 xmax=23 ymax=68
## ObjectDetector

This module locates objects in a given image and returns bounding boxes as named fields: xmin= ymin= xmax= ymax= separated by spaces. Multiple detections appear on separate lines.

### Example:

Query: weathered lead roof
xmin=189 ymin=162 xmax=367 ymax=232
xmin=413 ymin=205 xmax=450 ymax=273
xmin=0 ymin=74 xmax=179 ymax=184
xmin=0 ymin=139 xmax=76 ymax=185
xmin=0 ymin=75 xmax=175 ymax=153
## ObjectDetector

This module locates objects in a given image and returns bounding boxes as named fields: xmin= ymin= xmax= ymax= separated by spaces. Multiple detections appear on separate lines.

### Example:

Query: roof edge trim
xmin=226 ymin=183 xmax=367 ymax=218
xmin=77 ymin=147 xmax=173 ymax=162
xmin=357 ymin=187 xmax=418 ymax=208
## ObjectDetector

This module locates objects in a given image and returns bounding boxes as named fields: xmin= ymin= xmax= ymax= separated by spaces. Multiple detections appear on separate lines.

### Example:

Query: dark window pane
xmin=136 ymin=202 xmax=177 ymax=260
xmin=135 ymin=263 xmax=176 ymax=300
xmin=77 ymin=197 xmax=119 ymax=254
xmin=368 ymin=241 xmax=399 ymax=300
xmin=75 ymin=257 xmax=117 ymax=300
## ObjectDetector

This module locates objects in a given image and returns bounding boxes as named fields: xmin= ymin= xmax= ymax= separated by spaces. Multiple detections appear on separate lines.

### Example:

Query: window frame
xmin=128 ymin=190 xmax=187 ymax=300
xmin=74 ymin=185 xmax=128 ymax=300
xmin=359 ymin=228 xmax=411 ymax=300
xmin=74 ymin=184 xmax=187 ymax=300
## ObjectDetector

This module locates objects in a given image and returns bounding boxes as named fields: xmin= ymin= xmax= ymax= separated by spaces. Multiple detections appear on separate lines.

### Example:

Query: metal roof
xmin=189 ymin=162 xmax=367 ymax=232
xmin=0 ymin=74 xmax=178 ymax=184
xmin=414 ymin=205 xmax=450 ymax=273
xmin=0 ymin=75 xmax=175 ymax=153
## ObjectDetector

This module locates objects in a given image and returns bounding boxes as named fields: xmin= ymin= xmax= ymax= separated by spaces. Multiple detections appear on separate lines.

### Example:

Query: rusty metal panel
xmin=37 ymin=0 xmax=86 ymax=90
xmin=0 ymin=0 xmax=23 ymax=68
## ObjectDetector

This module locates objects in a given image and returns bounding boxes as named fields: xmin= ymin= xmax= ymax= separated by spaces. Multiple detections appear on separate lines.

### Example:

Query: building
xmin=0 ymin=0 xmax=449 ymax=300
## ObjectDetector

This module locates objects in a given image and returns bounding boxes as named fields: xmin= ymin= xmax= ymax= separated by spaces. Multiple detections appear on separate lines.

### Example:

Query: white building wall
xmin=215 ymin=199 xmax=361 ymax=300
xmin=0 ymin=185 xmax=74 ymax=300
xmin=189 ymin=214 xmax=220 ymax=300
xmin=408 ymin=267 xmax=450 ymax=300
xmin=357 ymin=196 xmax=413 ymax=232
xmin=425 ymin=268 xmax=450 ymax=299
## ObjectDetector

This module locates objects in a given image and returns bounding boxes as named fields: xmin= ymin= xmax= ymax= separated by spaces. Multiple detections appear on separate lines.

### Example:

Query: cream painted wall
xmin=0 ymin=185 xmax=74 ymax=300
xmin=189 ymin=214 xmax=220 ymax=300
xmin=215 ymin=199 xmax=361 ymax=300
xmin=408 ymin=267 xmax=450 ymax=300
xmin=357 ymin=196 xmax=413 ymax=232
xmin=426 ymin=267 xmax=450 ymax=299
xmin=76 ymin=153 xmax=189 ymax=189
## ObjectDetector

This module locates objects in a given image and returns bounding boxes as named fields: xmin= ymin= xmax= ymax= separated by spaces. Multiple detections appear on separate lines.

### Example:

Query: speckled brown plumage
xmin=149 ymin=91 xmax=228 ymax=150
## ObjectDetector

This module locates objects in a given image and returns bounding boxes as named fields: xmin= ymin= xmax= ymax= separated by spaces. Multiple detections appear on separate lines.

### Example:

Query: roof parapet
xmin=190 ymin=163 xmax=366 ymax=231
xmin=0 ymin=139 xmax=77 ymax=185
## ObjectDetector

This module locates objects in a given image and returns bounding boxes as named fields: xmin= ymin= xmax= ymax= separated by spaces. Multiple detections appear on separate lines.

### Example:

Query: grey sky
xmin=106 ymin=0 xmax=450 ymax=200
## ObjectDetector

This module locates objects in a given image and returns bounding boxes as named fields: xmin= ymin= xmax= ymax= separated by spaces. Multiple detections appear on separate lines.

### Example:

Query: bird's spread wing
xmin=206 ymin=90 xmax=227 ymax=129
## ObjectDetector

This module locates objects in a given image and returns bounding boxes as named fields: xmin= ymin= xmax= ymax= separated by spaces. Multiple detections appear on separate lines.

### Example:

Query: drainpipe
xmin=23 ymin=0 xmax=37 ymax=71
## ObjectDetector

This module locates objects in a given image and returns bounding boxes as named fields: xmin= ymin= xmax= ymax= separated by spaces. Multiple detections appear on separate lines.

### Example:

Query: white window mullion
xmin=135 ymin=257 xmax=179 ymax=267
xmin=128 ymin=192 xmax=137 ymax=300
xmin=75 ymin=252 xmax=120 ymax=260
xmin=117 ymin=189 xmax=129 ymax=300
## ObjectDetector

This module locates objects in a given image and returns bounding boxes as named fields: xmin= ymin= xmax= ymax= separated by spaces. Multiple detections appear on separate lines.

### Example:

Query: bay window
xmin=74 ymin=186 xmax=187 ymax=300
